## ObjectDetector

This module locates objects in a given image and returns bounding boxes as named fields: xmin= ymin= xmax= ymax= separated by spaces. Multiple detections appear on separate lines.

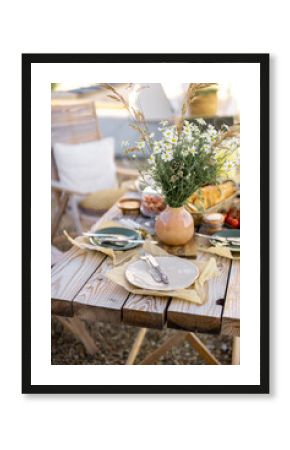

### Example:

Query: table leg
xmin=57 ymin=316 xmax=98 ymax=356
xmin=231 ymin=336 xmax=240 ymax=365
xmin=139 ymin=332 xmax=187 ymax=365
xmin=126 ymin=328 xmax=147 ymax=365
xmin=186 ymin=332 xmax=221 ymax=365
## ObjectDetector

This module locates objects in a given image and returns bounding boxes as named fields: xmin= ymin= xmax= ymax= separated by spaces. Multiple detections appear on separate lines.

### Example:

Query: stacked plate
xmin=210 ymin=229 xmax=240 ymax=252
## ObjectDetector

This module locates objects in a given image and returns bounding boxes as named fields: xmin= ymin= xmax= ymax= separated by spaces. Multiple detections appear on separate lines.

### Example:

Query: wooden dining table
xmin=51 ymin=200 xmax=240 ymax=365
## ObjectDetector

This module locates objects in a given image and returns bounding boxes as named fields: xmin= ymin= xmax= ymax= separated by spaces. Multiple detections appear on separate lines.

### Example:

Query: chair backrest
xmin=51 ymin=101 xmax=102 ymax=180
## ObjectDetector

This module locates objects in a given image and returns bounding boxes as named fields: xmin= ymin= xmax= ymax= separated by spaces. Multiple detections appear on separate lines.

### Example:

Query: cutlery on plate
xmin=139 ymin=250 xmax=169 ymax=284
xmin=146 ymin=254 xmax=169 ymax=284
xmin=196 ymin=233 xmax=240 ymax=244
xmin=93 ymin=238 xmax=158 ymax=245
xmin=140 ymin=256 xmax=162 ymax=283
xmin=211 ymin=239 xmax=240 ymax=248
xmin=83 ymin=232 xmax=136 ymax=239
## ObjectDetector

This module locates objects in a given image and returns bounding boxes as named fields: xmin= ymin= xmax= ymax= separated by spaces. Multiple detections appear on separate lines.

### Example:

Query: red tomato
xmin=227 ymin=217 xmax=239 ymax=228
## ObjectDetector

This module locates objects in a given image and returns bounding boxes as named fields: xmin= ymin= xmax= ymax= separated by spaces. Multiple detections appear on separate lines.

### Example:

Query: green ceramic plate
xmin=211 ymin=229 xmax=240 ymax=252
xmin=89 ymin=226 xmax=140 ymax=251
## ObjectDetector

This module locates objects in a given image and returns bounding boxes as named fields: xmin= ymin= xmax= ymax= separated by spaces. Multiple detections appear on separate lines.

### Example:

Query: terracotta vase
xmin=155 ymin=206 xmax=194 ymax=246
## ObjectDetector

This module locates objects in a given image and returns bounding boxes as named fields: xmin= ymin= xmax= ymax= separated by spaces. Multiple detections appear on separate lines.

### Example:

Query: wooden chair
xmin=51 ymin=245 xmax=98 ymax=355
xmin=51 ymin=101 xmax=138 ymax=240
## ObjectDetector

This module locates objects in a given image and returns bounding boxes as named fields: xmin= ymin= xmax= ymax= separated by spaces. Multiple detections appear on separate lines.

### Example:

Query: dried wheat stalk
xmin=176 ymin=83 xmax=217 ymax=135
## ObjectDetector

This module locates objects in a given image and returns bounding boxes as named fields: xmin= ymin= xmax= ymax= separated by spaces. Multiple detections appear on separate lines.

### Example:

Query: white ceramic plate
xmin=125 ymin=256 xmax=199 ymax=291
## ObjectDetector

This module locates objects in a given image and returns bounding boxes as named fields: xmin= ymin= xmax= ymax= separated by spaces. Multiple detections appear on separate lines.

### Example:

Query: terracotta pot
xmin=155 ymin=206 xmax=194 ymax=246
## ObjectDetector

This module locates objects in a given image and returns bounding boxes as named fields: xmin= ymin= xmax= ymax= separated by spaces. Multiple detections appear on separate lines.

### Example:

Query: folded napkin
xmin=198 ymin=245 xmax=240 ymax=260
xmin=105 ymin=241 xmax=219 ymax=305
xmin=64 ymin=221 xmax=144 ymax=266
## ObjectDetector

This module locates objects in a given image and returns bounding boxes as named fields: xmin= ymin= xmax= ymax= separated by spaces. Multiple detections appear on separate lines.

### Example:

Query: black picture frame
xmin=22 ymin=53 xmax=269 ymax=394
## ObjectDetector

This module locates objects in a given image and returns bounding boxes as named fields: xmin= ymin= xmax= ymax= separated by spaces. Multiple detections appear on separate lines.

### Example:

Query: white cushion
xmin=53 ymin=138 xmax=118 ymax=194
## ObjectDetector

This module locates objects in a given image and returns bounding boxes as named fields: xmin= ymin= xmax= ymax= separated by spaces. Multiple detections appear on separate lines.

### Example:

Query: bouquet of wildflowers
xmin=124 ymin=119 xmax=240 ymax=208
xmin=103 ymin=83 xmax=240 ymax=208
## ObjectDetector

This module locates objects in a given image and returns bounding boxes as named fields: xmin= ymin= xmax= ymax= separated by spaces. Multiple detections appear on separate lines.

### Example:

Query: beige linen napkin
xmin=64 ymin=220 xmax=143 ymax=265
xmin=106 ymin=242 xmax=219 ymax=305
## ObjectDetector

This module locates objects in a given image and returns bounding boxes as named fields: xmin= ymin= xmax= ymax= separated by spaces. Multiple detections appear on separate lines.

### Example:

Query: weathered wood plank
xmin=73 ymin=258 xmax=130 ymax=324
xmin=51 ymin=245 xmax=64 ymax=266
xmin=51 ymin=299 xmax=74 ymax=317
xmin=221 ymin=260 xmax=240 ymax=336
xmin=123 ymin=294 xmax=170 ymax=329
xmin=167 ymin=254 xmax=231 ymax=334
xmin=51 ymin=247 xmax=105 ymax=315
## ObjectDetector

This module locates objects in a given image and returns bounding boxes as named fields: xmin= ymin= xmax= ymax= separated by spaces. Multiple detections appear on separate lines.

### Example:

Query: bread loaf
xmin=188 ymin=182 xmax=236 ymax=212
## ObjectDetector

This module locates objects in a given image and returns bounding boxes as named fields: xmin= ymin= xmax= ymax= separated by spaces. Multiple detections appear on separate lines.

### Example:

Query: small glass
xmin=140 ymin=187 xmax=166 ymax=218
xmin=199 ymin=212 xmax=225 ymax=235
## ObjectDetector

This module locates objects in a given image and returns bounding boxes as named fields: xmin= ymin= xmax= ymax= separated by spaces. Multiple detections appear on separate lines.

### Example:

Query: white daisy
xmin=190 ymin=144 xmax=197 ymax=155
xmin=168 ymin=135 xmax=178 ymax=145
xmin=148 ymin=154 xmax=155 ymax=165
xmin=163 ymin=129 xmax=174 ymax=139
xmin=161 ymin=151 xmax=174 ymax=162
xmin=163 ymin=126 xmax=177 ymax=142
xmin=121 ymin=140 xmax=129 ymax=147
xmin=224 ymin=161 xmax=236 ymax=172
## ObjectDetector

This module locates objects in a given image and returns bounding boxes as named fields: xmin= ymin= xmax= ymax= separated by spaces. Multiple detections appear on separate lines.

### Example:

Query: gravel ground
xmin=51 ymin=317 xmax=232 ymax=365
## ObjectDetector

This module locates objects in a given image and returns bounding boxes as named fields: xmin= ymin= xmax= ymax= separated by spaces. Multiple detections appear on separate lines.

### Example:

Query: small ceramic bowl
xmin=117 ymin=198 xmax=141 ymax=215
